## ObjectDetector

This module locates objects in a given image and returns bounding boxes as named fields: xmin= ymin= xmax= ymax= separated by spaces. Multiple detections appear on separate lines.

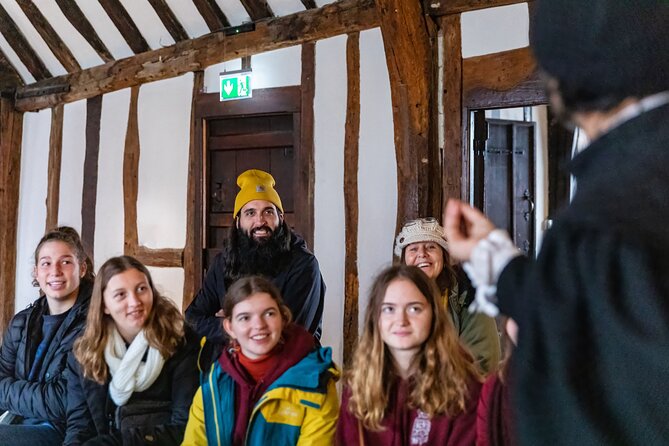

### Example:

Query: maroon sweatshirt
xmin=218 ymin=324 xmax=315 ymax=446
xmin=336 ymin=376 xmax=481 ymax=446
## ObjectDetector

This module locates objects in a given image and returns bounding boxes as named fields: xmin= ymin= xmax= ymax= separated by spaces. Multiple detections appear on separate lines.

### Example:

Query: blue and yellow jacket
xmin=182 ymin=344 xmax=339 ymax=446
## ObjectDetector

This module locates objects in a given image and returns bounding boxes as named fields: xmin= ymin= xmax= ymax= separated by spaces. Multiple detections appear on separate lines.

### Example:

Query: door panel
xmin=473 ymin=113 xmax=536 ymax=256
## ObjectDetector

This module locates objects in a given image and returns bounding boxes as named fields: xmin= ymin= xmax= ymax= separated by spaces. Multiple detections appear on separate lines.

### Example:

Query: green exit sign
xmin=220 ymin=72 xmax=252 ymax=101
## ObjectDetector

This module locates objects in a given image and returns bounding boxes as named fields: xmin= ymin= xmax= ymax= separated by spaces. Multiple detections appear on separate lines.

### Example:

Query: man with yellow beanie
xmin=186 ymin=169 xmax=325 ymax=342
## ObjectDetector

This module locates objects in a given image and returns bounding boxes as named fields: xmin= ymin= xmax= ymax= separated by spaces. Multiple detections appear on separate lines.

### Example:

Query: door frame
xmin=192 ymin=86 xmax=314 ymax=292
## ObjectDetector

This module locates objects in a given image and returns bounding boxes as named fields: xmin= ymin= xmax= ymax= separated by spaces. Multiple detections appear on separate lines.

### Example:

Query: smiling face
xmin=103 ymin=268 xmax=154 ymax=344
xmin=237 ymin=200 xmax=283 ymax=242
xmin=379 ymin=278 xmax=433 ymax=361
xmin=223 ymin=292 xmax=284 ymax=359
xmin=403 ymin=242 xmax=445 ymax=279
xmin=34 ymin=240 xmax=85 ymax=314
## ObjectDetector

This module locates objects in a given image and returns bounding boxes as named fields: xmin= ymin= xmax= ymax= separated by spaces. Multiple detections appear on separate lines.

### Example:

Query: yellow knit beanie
xmin=233 ymin=169 xmax=284 ymax=217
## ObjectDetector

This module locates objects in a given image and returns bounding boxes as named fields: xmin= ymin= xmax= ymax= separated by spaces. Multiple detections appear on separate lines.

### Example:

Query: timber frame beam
xmin=425 ymin=0 xmax=530 ymax=16
xmin=14 ymin=0 xmax=380 ymax=113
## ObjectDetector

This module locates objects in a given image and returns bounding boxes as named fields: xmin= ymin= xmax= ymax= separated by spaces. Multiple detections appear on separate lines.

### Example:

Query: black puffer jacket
xmin=0 ymin=279 xmax=93 ymax=435
xmin=64 ymin=326 xmax=200 ymax=446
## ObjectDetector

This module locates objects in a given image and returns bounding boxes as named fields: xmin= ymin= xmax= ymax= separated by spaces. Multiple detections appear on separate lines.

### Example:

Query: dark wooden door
xmin=473 ymin=111 xmax=536 ymax=256
xmin=193 ymin=87 xmax=313 ymax=287
xmin=206 ymin=113 xmax=298 ymax=269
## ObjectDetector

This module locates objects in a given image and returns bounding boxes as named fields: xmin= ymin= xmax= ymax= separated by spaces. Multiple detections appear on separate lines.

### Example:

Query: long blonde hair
xmin=346 ymin=265 xmax=481 ymax=431
xmin=74 ymin=255 xmax=184 ymax=384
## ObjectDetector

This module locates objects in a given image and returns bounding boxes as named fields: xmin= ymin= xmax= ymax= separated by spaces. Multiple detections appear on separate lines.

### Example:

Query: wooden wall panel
xmin=374 ymin=0 xmax=433 ymax=230
xmin=45 ymin=104 xmax=64 ymax=229
xmin=81 ymin=95 xmax=102 ymax=260
xmin=297 ymin=42 xmax=315 ymax=249
xmin=442 ymin=15 xmax=465 ymax=202
xmin=343 ymin=32 xmax=360 ymax=368
xmin=0 ymin=98 xmax=24 ymax=336
xmin=182 ymin=71 xmax=204 ymax=310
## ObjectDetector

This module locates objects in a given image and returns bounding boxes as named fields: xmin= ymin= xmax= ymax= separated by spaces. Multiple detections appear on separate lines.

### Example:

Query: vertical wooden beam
xmin=0 ymin=3 xmax=51 ymax=81
xmin=0 ymin=98 xmax=24 ymax=335
xmin=46 ymin=104 xmax=64 ymax=229
xmin=297 ymin=42 xmax=315 ymax=249
xmin=441 ymin=15 xmax=465 ymax=202
xmin=343 ymin=32 xmax=360 ymax=368
xmin=182 ymin=71 xmax=204 ymax=311
xmin=123 ymin=86 xmax=140 ymax=254
xmin=81 ymin=95 xmax=102 ymax=259
xmin=426 ymin=17 xmax=442 ymax=217
xmin=374 ymin=0 xmax=433 ymax=230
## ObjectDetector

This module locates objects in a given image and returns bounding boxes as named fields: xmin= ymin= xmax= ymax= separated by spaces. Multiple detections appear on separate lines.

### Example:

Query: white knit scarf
xmin=104 ymin=327 xmax=166 ymax=406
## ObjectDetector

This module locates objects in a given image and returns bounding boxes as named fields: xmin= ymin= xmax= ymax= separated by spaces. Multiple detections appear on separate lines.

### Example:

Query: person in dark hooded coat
xmin=444 ymin=1 xmax=669 ymax=444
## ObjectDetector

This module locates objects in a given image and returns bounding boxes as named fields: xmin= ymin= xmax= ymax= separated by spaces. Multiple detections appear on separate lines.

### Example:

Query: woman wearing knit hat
xmin=394 ymin=218 xmax=500 ymax=375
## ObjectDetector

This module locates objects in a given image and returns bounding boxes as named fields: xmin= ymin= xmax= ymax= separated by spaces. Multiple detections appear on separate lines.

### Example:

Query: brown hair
xmin=346 ymin=265 xmax=481 ymax=431
xmin=74 ymin=255 xmax=184 ymax=384
xmin=32 ymin=226 xmax=94 ymax=286
xmin=222 ymin=276 xmax=292 ymax=326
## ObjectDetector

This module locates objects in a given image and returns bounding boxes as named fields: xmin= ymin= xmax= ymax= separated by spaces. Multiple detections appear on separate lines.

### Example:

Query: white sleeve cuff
xmin=462 ymin=229 xmax=522 ymax=317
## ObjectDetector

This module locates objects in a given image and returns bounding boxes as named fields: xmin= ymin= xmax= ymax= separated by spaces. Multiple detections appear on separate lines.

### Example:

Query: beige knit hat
xmin=394 ymin=217 xmax=449 ymax=257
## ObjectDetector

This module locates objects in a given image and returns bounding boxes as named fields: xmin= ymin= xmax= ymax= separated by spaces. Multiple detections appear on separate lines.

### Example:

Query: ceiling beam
xmin=15 ymin=0 xmax=379 ymax=112
xmin=98 ymin=0 xmax=150 ymax=54
xmin=424 ymin=0 xmax=529 ymax=16
xmin=147 ymin=0 xmax=190 ymax=42
xmin=15 ymin=0 xmax=80 ymax=73
xmin=0 ymin=3 xmax=50 ymax=81
xmin=192 ymin=0 xmax=230 ymax=31
xmin=54 ymin=0 xmax=114 ymax=63
xmin=240 ymin=0 xmax=274 ymax=21
xmin=300 ymin=0 xmax=318 ymax=9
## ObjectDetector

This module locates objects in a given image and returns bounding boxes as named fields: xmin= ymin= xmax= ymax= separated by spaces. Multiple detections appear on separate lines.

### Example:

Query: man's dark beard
xmin=222 ymin=222 xmax=292 ymax=285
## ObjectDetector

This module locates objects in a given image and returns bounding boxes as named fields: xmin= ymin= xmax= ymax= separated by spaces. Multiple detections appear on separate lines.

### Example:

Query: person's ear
xmin=223 ymin=318 xmax=235 ymax=338
xmin=80 ymin=261 xmax=87 ymax=279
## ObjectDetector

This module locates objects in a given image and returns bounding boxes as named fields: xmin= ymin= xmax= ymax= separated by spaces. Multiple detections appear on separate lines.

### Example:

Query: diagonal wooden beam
xmin=425 ymin=0 xmax=530 ymax=16
xmin=54 ymin=0 xmax=114 ymax=63
xmin=98 ymin=0 xmax=150 ymax=54
xmin=192 ymin=0 xmax=230 ymax=31
xmin=0 ymin=3 xmax=50 ymax=81
xmin=374 ymin=0 xmax=433 ymax=227
xmin=0 ymin=48 xmax=24 ymax=88
xmin=15 ymin=0 xmax=380 ymax=112
xmin=240 ymin=0 xmax=274 ymax=21
xmin=300 ymin=0 xmax=318 ymax=9
xmin=15 ymin=0 xmax=80 ymax=73
xmin=147 ymin=0 xmax=190 ymax=42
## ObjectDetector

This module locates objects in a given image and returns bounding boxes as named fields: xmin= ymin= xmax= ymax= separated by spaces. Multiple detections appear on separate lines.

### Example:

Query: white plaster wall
xmin=137 ymin=74 xmax=193 ymax=250
xmin=203 ymin=46 xmax=302 ymax=94
xmin=357 ymin=28 xmax=397 ymax=331
xmin=94 ymin=89 xmax=131 ymax=270
xmin=461 ymin=3 xmax=529 ymax=58
xmin=314 ymin=35 xmax=347 ymax=367
xmin=58 ymin=99 xmax=87 ymax=231
xmin=14 ymin=109 xmax=51 ymax=311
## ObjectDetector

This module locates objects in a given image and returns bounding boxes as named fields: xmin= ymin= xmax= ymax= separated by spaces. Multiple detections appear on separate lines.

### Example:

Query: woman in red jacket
xmin=337 ymin=264 xmax=482 ymax=446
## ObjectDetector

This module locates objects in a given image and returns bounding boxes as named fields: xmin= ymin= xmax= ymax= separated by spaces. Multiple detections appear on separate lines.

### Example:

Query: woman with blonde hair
xmin=337 ymin=265 xmax=481 ymax=445
xmin=64 ymin=256 xmax=198 ymax=445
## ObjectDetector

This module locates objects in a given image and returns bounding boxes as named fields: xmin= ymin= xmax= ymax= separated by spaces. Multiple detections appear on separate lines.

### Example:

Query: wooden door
xmin=473 ymin=111 xmax=536 ymax=256
xmin=193 ymin=86 xmax=313 ymax=286
xmin=206 ymin=113 xmax=297 ymax=269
